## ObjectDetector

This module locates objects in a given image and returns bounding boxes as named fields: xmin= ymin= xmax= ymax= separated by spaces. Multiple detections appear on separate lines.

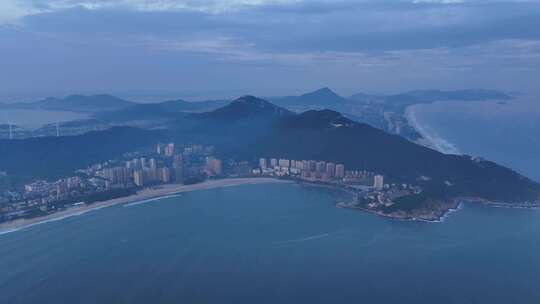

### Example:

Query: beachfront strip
xmin=0 ymin=142 xmax=422 ymax=223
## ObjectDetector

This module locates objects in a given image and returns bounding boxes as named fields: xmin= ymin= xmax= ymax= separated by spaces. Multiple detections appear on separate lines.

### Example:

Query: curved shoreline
xmin=338 ymin=196 xmax=540 ymax=223
xmin=2 ymin=177 xmax=538 ymax=235
xmin=0 ymin=178 xmax=291 ymax=235
xmin=404 ymin=104 xmax=460 ymax=155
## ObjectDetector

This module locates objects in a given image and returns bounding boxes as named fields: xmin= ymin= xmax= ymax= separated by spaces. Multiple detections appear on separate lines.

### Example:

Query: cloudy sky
xmin=1 ymin=0 xmax=539 ymax=101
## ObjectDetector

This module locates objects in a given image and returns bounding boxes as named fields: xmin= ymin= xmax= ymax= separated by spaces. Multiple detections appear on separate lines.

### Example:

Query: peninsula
xmin=1 ymin=95 xmax=539 ymax=226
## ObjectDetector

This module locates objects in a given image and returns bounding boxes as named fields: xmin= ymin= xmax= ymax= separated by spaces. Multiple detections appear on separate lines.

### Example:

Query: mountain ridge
xmin=1 ymin=96 xmax=539 ymax=218
xmin=1 ymin=94 xmax=135 ymax=113
xmin=269 ymin=87 xmax=348 ymax=108
xmin=197 ymin=95 xmax=293 ymax=121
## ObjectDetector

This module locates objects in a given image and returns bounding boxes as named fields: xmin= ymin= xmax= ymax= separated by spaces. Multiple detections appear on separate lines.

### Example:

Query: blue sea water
xmin=1 ymin=183 xmax=540 ymax=303
xmin=0 ymin=109 xmax=87 ymax=129
xmin=411 ymin=96 xmax=540 ymax=182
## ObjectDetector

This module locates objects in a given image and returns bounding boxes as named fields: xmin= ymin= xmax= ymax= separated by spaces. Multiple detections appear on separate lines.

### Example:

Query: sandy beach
xmin=0 ymin=177 xmax=290 ymax=235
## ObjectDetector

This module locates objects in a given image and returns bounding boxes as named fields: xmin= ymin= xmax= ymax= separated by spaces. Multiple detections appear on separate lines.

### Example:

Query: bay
xmin=1 ymin=183 xmax=539 ymax=303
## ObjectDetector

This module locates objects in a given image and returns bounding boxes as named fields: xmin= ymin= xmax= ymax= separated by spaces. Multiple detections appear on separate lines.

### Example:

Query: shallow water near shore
xmin=1 ymin=183 xmax=540 ymax=303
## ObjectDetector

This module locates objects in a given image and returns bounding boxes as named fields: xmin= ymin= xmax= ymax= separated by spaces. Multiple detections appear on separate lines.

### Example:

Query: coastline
xmin=0 ymin=177 xmax=290 ymax=235
xmin=336 ymin=198 xmax=461 ymax=223
xmin=2 ymin=176 xmax=538 ymax=235
xmin=338 ymin=196 xmax=540 ymax=223
xmin=404 ymin=104 xmax=460 ymax=155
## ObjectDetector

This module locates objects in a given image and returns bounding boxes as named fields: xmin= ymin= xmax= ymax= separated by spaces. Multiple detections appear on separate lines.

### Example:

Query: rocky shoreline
xmin=337 ymin=196 xmax=540 ymax=223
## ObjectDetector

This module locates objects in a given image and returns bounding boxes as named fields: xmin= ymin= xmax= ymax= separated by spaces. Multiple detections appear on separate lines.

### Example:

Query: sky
xmin=1 ymin=0 xmax=540 ymax=102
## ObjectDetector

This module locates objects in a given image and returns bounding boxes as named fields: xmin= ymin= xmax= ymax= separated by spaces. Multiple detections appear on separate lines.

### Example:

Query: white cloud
xmin=0 ymin=1 xmax=41 ymax=24
xmin=413 ymin=0 xmax=465 ymax=3
xmin=0 ymin=0 xmax=301 ymax=22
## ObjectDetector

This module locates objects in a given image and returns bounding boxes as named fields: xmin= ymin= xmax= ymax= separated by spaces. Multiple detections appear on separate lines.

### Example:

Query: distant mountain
xmin=154 ymin=99 xmax=229 ymax=112
xmin=197 ymin=95 xmax=292 ymax=121
xmin=2 ymin=94 xmax=135 ymax=112
xmin=297 ymin=87 xmax=347 ymax=105
xmin=2 ymin=96 xmax=538 ymax=214
xmin=95 ymin=99 xmax=229 ymax=122
xmin=0 ymin=127 xmax=168 ymax=180
xmin=270 ymin=87 xmax=348 ymax=109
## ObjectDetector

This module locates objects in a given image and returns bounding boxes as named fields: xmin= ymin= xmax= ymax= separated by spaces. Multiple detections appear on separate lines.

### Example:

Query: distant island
xmin=1 ymin=94 xmax=538 ymax=226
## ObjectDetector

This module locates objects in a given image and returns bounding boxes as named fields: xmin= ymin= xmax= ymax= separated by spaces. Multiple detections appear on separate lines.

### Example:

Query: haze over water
xmin=411 ymin=96 xmax=540 ymax=182
xmin=1 ymin=183 xmax=540 ymax=304
xmin=1 ymin=109 xmax=87 ymax=129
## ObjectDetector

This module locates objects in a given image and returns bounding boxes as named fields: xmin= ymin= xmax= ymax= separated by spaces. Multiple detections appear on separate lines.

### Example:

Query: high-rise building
xmin=159 ymin=167 xmax=171 ymax=183
xmin=215 ymin=159 xmax=223 ymax=175
xmin=103 ymin=168 xmax=115 ymax=183
xmin=133 ymin=170 xmax=144 ymax=187
xmin=259 ymin=158 xmax=267 ymax=169
xmin=326 ymin=163 xmax=336 ymax=178
xmin=146 ymin=167 xmax=158 ymax=182
xmin=270 ymin=158 xmax=278 ymax=168
xmin=156 ymin=143 xmax=163 ymax=155
xmin=308 ymin=160 xmax=317 ymax=172
xmin=174 ymin=167 xmax=184 ymax=183
xmin=104 ymin=167 xmax=130 ymax=185
xmin=302 ymin=160 xmax=310 ymax=172
xmin=132 ymin=158 xmax=140 ymax=170
xmin=335 ymin=164 xmax=345 ymax=178
xmin=316 ymin=161 xmax=326 ymax=173
xmin=164 ymin=143 xmax=175 ymax=157
xmin=56 ymin=181 xmax=68 ymax=198
xmin=140 ymin=157 xmax=146 ymax=169
xmin=374 ymin=175 xmax=384 ymax=190
xmin=279 ymin=159 xmax=290 ymax=168
xmin=173 ymin=155 xmax=183 ymax=168
xmin=149 ymin=158 xmax=157 ymax=169
xmin=205 ymin=157 xmax=222 ymax=176
xmin=66 ymin=177 xmax=81 ymax=189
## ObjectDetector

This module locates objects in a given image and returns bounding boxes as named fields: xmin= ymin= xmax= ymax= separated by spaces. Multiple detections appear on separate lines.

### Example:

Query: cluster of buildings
xmin=361 ymin=183 xmax=422 ymax=209
xmin=1 ymin=142 xmax=400 ymax=224
xmin=23 ymin=176 xmax=84 ymax=200
xmin=100 ymin=143 xmax=222 ymax=188
xmin=0 ymin=143 xmax=223 ymax=223
xmin=1 ymin=176 xmax=104 ymax=221
xmin=255 ymin=157 xmax=385 ymax=189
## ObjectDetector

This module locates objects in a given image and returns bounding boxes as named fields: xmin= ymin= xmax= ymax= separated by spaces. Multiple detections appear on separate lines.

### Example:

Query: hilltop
xmin=1 ymin=94 xmax=135 ymax=113
xmin=1 ymin=95 xmax=538 ymax=220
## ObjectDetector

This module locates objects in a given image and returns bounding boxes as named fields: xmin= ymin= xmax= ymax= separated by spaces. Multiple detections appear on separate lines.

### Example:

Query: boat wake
xmin=277 ymin=233 xmax=330 ymax=244
xmin=123 ymin=194 xmax=182 ymax=208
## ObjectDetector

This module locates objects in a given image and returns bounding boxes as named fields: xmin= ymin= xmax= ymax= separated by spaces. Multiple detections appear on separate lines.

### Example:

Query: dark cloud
xmin=1 ymin=1 xmax=540 ymax=101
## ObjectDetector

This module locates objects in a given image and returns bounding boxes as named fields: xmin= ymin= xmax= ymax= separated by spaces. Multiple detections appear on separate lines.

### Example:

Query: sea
xmin=1 ymin=183 xmax=540 ymax=303
xmin=2 ymin=96 xmax=540 ymax=303
xmin=0 ymin=109 xmax=87 ymax=129
xmin=409 ymin=95 xmax=540 ymax=182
